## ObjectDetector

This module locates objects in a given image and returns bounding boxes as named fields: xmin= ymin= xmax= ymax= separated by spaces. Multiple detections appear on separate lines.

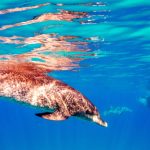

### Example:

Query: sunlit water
xmin=0 ymin=0 xmax=150 ymax=150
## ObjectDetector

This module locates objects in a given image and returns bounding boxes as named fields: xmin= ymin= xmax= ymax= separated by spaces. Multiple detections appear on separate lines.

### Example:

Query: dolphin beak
xmin=93 ymin=116 xmax=108 ymax=127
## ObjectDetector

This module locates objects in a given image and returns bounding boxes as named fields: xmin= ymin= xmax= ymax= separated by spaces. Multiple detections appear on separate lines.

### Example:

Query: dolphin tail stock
xmin=35 ymin=110 xmax=68 ymax=121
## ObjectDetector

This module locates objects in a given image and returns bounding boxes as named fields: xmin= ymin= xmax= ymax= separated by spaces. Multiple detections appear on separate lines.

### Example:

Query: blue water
xmin=0 ymin=0 xmax=150 ymax=150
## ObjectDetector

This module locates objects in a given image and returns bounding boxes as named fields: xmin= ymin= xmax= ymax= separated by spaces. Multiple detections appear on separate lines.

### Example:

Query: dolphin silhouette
xmin=0 ymin=61 xmax=107 ymax=127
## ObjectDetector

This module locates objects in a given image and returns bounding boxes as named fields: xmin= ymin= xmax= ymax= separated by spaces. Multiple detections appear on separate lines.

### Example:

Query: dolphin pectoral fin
xmin=35 ymin=111 xmax=68 ymax=121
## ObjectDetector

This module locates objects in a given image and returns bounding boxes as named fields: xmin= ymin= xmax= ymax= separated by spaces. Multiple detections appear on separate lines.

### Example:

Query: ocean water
xmin=0 ymin=0 xmax=150 ymax=150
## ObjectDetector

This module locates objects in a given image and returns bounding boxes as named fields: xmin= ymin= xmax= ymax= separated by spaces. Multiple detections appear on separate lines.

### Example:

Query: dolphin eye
xmin=86 ymin=110 xmax=92 ymax=115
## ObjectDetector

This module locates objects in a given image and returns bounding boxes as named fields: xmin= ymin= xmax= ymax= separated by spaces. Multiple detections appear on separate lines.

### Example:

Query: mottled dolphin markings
xmin=0 ymin=61 xmax=107 ymax=127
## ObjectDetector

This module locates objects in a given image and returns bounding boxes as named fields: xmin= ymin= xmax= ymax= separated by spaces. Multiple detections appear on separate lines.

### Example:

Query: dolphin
xmin=0 ymin=61 xmax=107 ymax=127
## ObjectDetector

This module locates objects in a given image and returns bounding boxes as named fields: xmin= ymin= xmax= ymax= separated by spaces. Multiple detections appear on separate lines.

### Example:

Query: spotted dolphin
xmin=0 ymin=61 xmax=107 ymax=127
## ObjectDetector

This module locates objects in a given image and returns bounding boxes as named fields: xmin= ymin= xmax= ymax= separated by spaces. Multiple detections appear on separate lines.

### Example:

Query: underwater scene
xmin=0 ymin=0 xmax=150 ymax=149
